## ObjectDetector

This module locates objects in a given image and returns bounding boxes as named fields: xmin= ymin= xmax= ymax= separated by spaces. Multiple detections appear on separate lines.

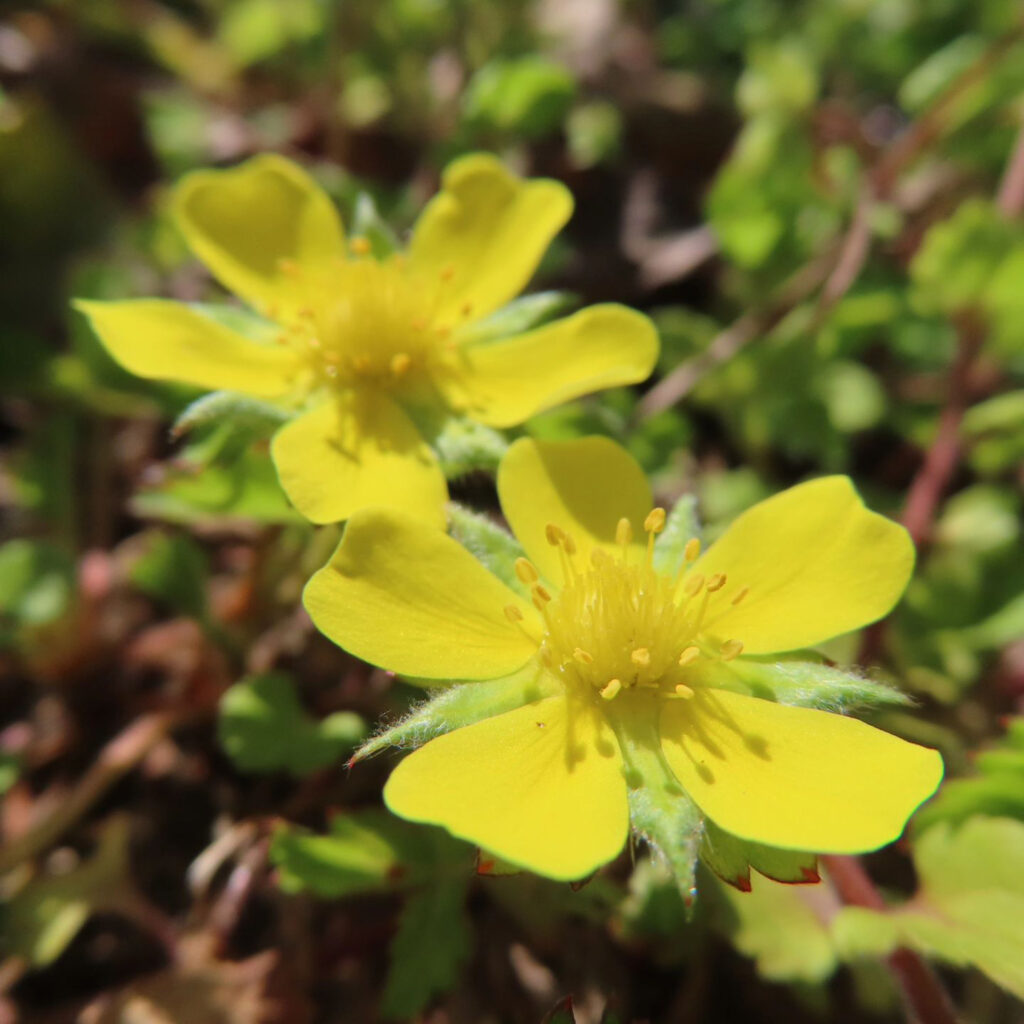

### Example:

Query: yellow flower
xmin=75 ymin=155 xmax=658 ymax=526
xmin=304 ymin=437 xmax=943 ymax=881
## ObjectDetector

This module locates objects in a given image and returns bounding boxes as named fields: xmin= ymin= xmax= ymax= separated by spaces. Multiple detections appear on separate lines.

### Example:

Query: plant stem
xmin=822 ymin=854 xmax=959 ymax=1024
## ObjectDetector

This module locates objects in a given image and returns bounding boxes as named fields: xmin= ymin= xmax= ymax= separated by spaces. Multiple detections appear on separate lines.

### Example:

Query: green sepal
xmin=606 ymin=699 xmax=702 ymax=905
xmin=353 ymin=661 xmax=555 ymax=762
xmin=448 ymin=502 xmax=527 ymax=596
xmin=430 ymin=416 xmax=509 ymax=477
xmin=652 ymin=493 xmax=701 ymax=575
xmin=171 ymin=389 xmax=289 ymax=440
xmin=457 ymin=290 xmax=576 ymax=346
xmin=699 ymin=654 xmax=912 ymax=713
xmin=350 ymin=192 xmax=400 ymax=258
xmin=700 ymin=819 xmax=818 ymax=891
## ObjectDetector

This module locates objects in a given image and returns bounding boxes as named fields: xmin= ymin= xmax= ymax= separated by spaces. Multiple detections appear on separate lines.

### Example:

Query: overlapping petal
xmin=693 ymin=476 xmax=915 ymax=654
xmin=75 ymin=299 xmax=302 ymax=397
xmin=446 ymin=305 xmax=659 ymax=428
xmin=409 ymin=153 xmax=572 ymax=325
xmin=497 ymin=437 xmax=652 ymax=584
xmin=660 ymin=689 xmax=942 ymax=853
xmin=174 ymin=154 xmax=345 ymax=315
xmin=303 ymin=506 xmax=539 ymax=681
xmin=384 ymin=696 xmax=629 ymax=880
xmin=270 ymin=391 xmax=448 ymax=526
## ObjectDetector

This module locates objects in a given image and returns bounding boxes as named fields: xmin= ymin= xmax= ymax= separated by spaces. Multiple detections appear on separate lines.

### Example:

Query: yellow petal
xmin=446 ymin=305 xmax=659 ymax=428
xmin=303 ymin=506 xmax=539 ymax=680
xmin=660 ymin=689 xmax=943 ymax=853
xmin=409 ymin=153 xmax=571 ymax=324
xmin=694 ymin=476 xmax=915 ymax=654
xmin=74 ymin=299 xmax=302 ymax=397
xmin=497 ymin=437 xmax=652 ymax=584
xmin=384 ymin=696 xmax=628 ymax=880
xmin=174 ymin=154 xmax=345 ymax=315
xmin=270 ymin=391 xmax=448 ymax=526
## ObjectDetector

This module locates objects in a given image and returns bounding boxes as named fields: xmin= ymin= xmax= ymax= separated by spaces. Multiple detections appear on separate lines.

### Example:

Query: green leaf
xmin=380 ymin=877 xmax=471 ymax=1019
xmin=447 ymin=502 xmax=526 ymax=596
xmin=354 ymin=663 xmax=557 ymax=761
xmin=834 ymin=817 xmax=1024 ymax=1000
xmin=129 ymin=530 xmax=209 ymax=622
xmin=132 ymin=444 xmax=302 ymax=526
xmin=652 ymin=493 xmax=701 ymax=575
xmin=0 ymin=539 xmax=75 ymax=630
xmin=2 ymin=818 xmax=136 ymax=966
xmin=218 ymin=673 xmax=365 ymax=776
xmin=463 ymin=56 xmax=575 ymax=138
xmin=700 ymin=819 xmax=818 ymax=891
xmin=0 ymin=752 xmax=20 ymax=796
xmin=712 ymin=867 xmax=837 ymax=984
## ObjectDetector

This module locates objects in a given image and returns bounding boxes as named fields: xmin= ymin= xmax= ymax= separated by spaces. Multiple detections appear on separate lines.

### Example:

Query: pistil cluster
xmin=505 ymin=509 xmax=749 ymax=704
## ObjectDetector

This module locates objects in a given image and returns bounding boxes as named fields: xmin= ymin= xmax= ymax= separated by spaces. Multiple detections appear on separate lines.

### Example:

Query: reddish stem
xmin=823 ymin=855 xmax=960 ymax=1024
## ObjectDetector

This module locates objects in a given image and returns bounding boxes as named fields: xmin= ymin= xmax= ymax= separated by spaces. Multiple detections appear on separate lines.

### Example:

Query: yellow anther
xmin=532 ymin=584 xmax=552 ymax=604
xmin=436 ymin=325 xmax=451 ymax=340
xmin=731 ymin=586 xmax=750 ymax=606
xmin=545 ymin=523 xmax=564 ymax=546
xmin=678 ymin=645 xmax=700 ymax=667
xmin=562 ymin=532 xmax=577 ymax=556
xmin=616 ymin=517 xmax=633 ymax=547
xmin=278 ymin=258 xmax=300 ymax=276
xmin=674 ymin=683 xmax=695 ymax=699
xmin=298 ymin=306 xmax=315 ymax=319
xmin=504 ymin=605 xmax=523 ymax=623
xmin=573 ymin=648 xmax=593 ymax=665
xmin=514 ymin=558 xmax=538 ymax=584
xmin=460 ymin=301 xmax=474 ymax=317
xmin=440 ymin=265 xmax=455 ymax=282
xmin=352 ymin=355 xmax=371 ymax=374
xmin=349 ymin=236 xmax=372 ymax=256
xmin=684 ymin=537 xmax=701 ymax=562
xmin=683 ymin=573 xmax=705 ymax=597
xmin=390 ymin=352 xmax=412 ymax=376
xmin=644 ymin=507 xmax=666 ymax=534
xmin=590 ymin=548 xmax=611 ymax=568
xmin=411 ymin=316 xmax=428 ymax=331
xmin=720 ymin=639 xmax=744 ymax=661
xmin=707 ymin=573 xmax=727 ymax=593
xmin=600 ymin=679 xmax=622 ymax=701
xmin=631 ymin=647 xmax=651 ymax=666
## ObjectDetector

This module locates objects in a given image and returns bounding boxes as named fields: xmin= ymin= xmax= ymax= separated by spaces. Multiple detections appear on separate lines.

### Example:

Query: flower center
xmin=505 ymin=510 xmax=747 ymax=703
xmin=270 ymin=242 xmax=474 ymax=395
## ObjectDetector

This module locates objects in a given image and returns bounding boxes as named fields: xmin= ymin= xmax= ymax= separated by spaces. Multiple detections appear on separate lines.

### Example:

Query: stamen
xmin=683 ymin=573 xmax=705 ymax=597
xmin=631 ymin=647 xmax=651 ymax=667
xmin=504 ymin=605 xmax=523 ymax=623
xmin=349 ymin=236 xmax=371 ymax=256
xmin=600 ymin=679 xmax=622 ymax=701
xmin=707 ymin=573 xmax=727 ymax=593
xmin=440 ymin=265 xmax=455 ymax=282
xmin=532 ymin=584 xmax=552 ymax=604
xmin=411 ymin=316 xmax=428 ymax=331
xmin=678 ymin=645 xmax=700 ymax=667
xmin=278 ymin=259 xmax=300 ymax=276
xmin=514 ymin=558 xmax=538 ymax=584
xmin=573 ymin=648 xmax=593 ymax=665
xmin=674 ymin=683 xmax=695 ymax=699
xmin=684 ymin=537 xmax=701 ymax=562
xmin=731 ymin=586 xmax=750 ymax=606
xmin=390 ymin=352 xmax=411 ymax=376
xmin=720 ymin=639 xmax=744 ymax=661
xmin=562 ymin=532 xmax=577 ymax=556
xmin=644 ymin=508 xmax=666 ymax=534
xmin=352 ymin=354 xmax=371 ymax=374
xmin=460 ymin=301 xmax=474 ymax=317
xmin=616 ymin=517 xmax=633 ymax=548
xmin=545 ymin=523 xmax=564 ymax=546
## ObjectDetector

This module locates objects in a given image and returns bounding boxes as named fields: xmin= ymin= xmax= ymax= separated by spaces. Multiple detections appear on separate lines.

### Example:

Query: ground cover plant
xmin=1 ymin=1 xmax=1024 ymax=1022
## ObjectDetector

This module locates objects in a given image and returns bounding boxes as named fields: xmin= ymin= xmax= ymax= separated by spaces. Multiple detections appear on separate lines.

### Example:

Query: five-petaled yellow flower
xmin=76 ymin=155 xmax=657 ymax=526
xmin=305 ymin=437 xmax=943 ymax=881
